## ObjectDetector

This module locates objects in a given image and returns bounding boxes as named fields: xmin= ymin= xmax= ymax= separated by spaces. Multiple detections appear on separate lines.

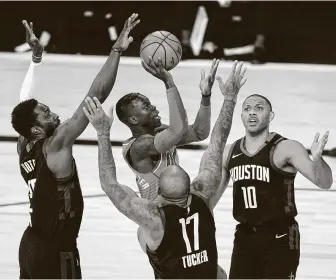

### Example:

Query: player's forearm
xmin=312 ymin=157 xmax=333 ymax=189
xmin=97 ymin=134 xmax=136 ymax=213
xmin=19 ymin=60 xmax=42 ymax=102
xmin=199 ymin=98 xmax=237 ymax=176
xmin=97 ymin=134 xmax=118 ymax=189
xmin=190 ymin=102 xmax=211 ymax=141
xmin=154 ymin=83 xmax=188 ymax=152
xmin=86 ymin=49 xmax=121 ymax=103
xmin=165 ymin=80 xmax=188 ymax=133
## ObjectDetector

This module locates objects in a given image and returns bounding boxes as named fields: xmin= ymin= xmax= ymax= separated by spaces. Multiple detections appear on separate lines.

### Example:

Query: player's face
xmin=129 ymin=97 xmax=161 ymax=128
xmin=33 ymin=103 xmax=61 ymax=137
xmin=241 ymin=97 xmax=272 ymax=134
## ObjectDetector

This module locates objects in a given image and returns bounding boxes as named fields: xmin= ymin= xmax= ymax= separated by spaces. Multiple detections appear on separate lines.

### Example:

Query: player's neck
xmin=131 ymin=126 xmax=155 ymax=138
xmin=244 ymin=129 xmax=270 ymax=152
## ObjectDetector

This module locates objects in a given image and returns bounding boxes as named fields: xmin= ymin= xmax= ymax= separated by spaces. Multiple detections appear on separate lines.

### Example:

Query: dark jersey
xmin=146 ymin=194 xmax=217 ymax=279
xmin=227 ymin=133 xmax=298 ymax=225
xmin=19 ymin=139 xmax=84 ymax=248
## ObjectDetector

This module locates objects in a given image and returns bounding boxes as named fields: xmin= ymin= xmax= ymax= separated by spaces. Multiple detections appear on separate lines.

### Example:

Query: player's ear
xmin=31 ymin=125 xmax=44 ymax=137
xmin=128 ymin=116 xmax=138 ymax=125
xmin=269 ymin=111 xmax=275 ymax=122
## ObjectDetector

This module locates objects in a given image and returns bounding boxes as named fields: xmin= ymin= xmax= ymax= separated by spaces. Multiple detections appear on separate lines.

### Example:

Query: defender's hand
xmin=216 ymin=61 xmax=247 ymax=101
xmin=22 ymin=20 xmax=44 ymax=59
xmin=311 ymin=131 xmax=329 ymax=161
xmin=141 ymin=56 xmax=173 ymax=83
xmin=83 ymin=97 xmax=114 ymax=136
xmin=199 ymin=58 xmax=220 ymax=97
xmin=113 ymin=13 xmax=140 ymax=52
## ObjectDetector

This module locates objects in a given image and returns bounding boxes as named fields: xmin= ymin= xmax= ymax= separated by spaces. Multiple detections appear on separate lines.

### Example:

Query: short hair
xmin=115 ymin=93 xmax=144 ymax=124
xmin=244 ymin=94 xmax=273 ymax=111
xmin=11 ymin=98 xmax=38 ymax=139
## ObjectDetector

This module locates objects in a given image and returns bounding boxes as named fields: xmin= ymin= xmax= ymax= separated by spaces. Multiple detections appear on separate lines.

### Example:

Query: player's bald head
xmin=159 ymin=165 xmax=190 ymax=199
xmin=243 ymin=94 xmax=273 ymax=112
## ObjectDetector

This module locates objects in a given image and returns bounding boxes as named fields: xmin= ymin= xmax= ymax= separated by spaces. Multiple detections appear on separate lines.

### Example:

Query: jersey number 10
xmin=179 ymin=213 xmax=199 ymax=254
xmin=241 ymin=186 xmax=258 ymax=209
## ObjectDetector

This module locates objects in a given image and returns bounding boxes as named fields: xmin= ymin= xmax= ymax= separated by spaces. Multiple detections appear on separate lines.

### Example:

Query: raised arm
xmin=83 ymin=97 xmax=163 ymax=231
xmin=177 ymin=59 xmax=219 ymax=146
xmin=17 ymin=20 xmax=44 ymax=155
xmin=281 ymin=134 xmax=333 ymax=189
xmin=131 ymin=57 xmax=188 ymax=158
xmin=50 ymin=14 xmax=140 ymax=150
xmin=191 ymin=61 xmax=247 ymax=210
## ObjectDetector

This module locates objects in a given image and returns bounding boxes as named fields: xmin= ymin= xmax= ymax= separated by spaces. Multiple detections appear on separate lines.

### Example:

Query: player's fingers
xmin=230 ymin=60 xmax=238 ymax=77
xmin=130 ymin=19 xmax=140 ymax=30
xmin=321 ymin=131 xmax=329 ymax=144
xmin=128 ymin=36 xmax=134 ymax=44
xmin=240 ymin=77 xmax=247 ymax=88
xmin=211 ymin=59 xmax=220 ymax=79
xmin=30 ymin=22 xmax=33 ymax=31
xmin=313 ymin=132 xmax=320 ymax=143
xmin=240 ymin=67 xmax=247 ymax=79
xmin=141 ymin=59 xmax=156 ymax=75
xmin=200 ymin=69 xmax=205 ymax=80
xmin=236 ymin=61 xmax=244 ymax=76
xmin=148 ymin=56 xmax=158 ymax=71
xmin=22 ymin=20 xmax=31 ymax=33
xmin=82 ymin=107 xmax=91 ymax=119
xmin=92 ymin=97 xmax=103 ymax=110
xmin=85 ymin=97 xmax=96 ymax=115
xmin=157 ymin=57 xmax=164 ymax=69
xmin=216 ymin=76 xmax=223 ymax=88
xmin=108 ymin=105 xmax=114 ymax=119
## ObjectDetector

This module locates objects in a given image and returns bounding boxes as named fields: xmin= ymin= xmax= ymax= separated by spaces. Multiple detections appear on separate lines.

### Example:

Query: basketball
xmin=140 ymin=31 xmax=183 ymax=71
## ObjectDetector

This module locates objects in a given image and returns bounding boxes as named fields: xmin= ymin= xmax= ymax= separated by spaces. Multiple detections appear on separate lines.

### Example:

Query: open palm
xmin=199 ymin=59 xmax=220 ymax=97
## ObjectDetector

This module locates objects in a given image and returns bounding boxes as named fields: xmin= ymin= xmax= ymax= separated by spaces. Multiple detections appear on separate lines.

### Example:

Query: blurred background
xmin=1 ymin=1 xmax=336 ymax=64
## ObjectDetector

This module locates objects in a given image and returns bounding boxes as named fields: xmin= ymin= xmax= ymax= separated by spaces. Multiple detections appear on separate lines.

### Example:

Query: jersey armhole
xmin=270 ymin=138 xmax=297 ymax=176
xmin=225 ymin=140 xmax=237 ymax=169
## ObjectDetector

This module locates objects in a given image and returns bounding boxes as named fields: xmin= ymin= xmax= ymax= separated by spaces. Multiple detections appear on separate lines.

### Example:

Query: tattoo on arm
xmin=192 ymin=99 xmax=237 ymax=203
xmin=97 ymin=135 xmax=161 ymax=228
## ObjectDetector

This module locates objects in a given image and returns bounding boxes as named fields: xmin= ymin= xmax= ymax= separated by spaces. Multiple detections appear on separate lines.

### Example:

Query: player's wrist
xmin=97 ymin=132 xmax=111 ymax=138
xmin=32 ymin=53 xmax=42 ymax=64
xmin=164 ymin=77 xmax=175 ymax=90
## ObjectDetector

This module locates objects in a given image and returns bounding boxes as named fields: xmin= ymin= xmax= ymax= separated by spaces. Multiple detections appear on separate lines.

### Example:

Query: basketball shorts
xmin=229 ymin=217 xmax=300 ymax=279
xmin=19 ymin=226 xmax=82 ymax=279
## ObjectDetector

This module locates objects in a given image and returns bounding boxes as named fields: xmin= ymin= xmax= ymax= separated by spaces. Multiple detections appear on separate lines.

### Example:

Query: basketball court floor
xmin=0 ymin=53 xmax=335 ymax=279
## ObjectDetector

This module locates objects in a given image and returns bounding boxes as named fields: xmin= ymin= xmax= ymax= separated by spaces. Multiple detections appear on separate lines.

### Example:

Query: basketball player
xmin=11 ymin=14 xmax=139 ymax=279
xmin=116 ymin=56 xmax=221 ymax=273
xmin=83 ymin=61 xmax=246 ymax=278
xmin=216 ymin=91 xmax=333 ymax=278
xmin=117 ymin=57 xmax=219 ymax=200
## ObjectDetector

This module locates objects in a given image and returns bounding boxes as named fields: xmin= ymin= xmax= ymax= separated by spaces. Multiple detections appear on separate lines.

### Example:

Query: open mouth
xmin=248 ymin=118 xmax=258 ymax=126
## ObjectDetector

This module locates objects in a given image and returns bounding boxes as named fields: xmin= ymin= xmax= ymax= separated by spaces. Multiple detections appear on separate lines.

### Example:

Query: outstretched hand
xmin=113 ymin=13 xmax=140 ymax=52
xmin=22 ymin=20 xmax=44 ymax=59
xmin=199 ymin=58 xmax=220 ymax=97
xmin=83 ymin=97 xmax=114 ymax=136
xmin=216 ymin=61 xmax=247 ymax=101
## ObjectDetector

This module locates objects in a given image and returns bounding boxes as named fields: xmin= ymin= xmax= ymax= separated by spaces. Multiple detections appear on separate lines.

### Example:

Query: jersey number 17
xmin=179 ymin=213 xmax=199 ymax=254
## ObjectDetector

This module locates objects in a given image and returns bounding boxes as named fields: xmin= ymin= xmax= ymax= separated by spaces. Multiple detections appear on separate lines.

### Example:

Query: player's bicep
xmin=287 ymin=141 xmax=315 ymax=184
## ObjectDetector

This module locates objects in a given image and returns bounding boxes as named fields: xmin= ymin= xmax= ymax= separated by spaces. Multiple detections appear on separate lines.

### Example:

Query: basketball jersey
xmin=122 ymin=137 xmax=179 ymax=200
xmin=227 ymin=133 xmax=298 ymax=225
xmin=146 ymin=194 xmax=217 ymax=279
xmin=19 ymin=139 xmax=84 ymax=247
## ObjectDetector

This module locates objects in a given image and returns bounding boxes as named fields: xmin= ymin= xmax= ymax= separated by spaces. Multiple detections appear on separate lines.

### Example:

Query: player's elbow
xmin=195 ymin=125 xmax=211 ymax=142
xmin=318 ymin=177 xmax=333 ymax=190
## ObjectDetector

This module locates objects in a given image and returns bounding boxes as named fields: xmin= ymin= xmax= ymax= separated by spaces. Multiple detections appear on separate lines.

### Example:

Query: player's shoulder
xmin=130 ymin=134 xmax=155 ymax=157
xmin=131 ymin=134 xmax=154 ymax=150
xmin=273 ymin=137 xmax=306 ymax=157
